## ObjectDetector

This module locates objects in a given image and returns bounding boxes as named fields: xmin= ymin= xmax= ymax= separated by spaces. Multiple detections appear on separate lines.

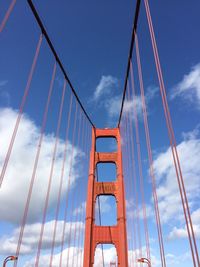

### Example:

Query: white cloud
xmin=153 ymin=136 xmax=200 ymax=223
xmin=73 ymin=201 xmax=86 ymax=216
xmin=97 ymin=195 xmax=113 ymax=213
xmin=127 ymin=246 xmax=161 ymax=267
xmin=75 ymin=196 xmax=113 ymax=220
xmin=0 ymin=80 xmax=8 ymax=87
xmin=171 ymin=63 xmax=200 ymax=107
xmin=165 ymin=251 xmax=191 ymax=266
xmin=105 ymin=94 xmax=143 ymax=119
xmin=23 ymin=247 xmax=83 ymax=267
xmin=126 ymin=198 xmax=153 ymax=220
xmin=22 ymin=245 xmax=117 ymax=267
xmin=168 ymin=209 xmax=200 ymax=240
xmin=105 ymin=95 xmax=121 ymax=117
xmin=182 ymin=124 xmax=200 ymax=141
xmin=0 ymin=220 xmax=84 ymax=255
xmin=168 ymin=226 xmax=191 ymax=240
xmin=93 ymin=75 xmax=118 ymax=101
xmin=152 ymin=128 xmax=200 ymax=245
xmin=105 ymin=86 xmax=158 ymax=119
xmin=95 ymin=246 xmax=159 ymax=267
xmin=18 ymin=241 xmax=191 ymax=267
xmin=127 ymin=246 xmax=191 ymax=267
xmin=0 ymin=80 xmax=10 ymax=105
xmin=94 ymin=245 xmax=117 ymax=266
xmin=0 ymin=108 xmax=82 ymax=223
xmin=124 ymin=95 xmax=143 ymax=118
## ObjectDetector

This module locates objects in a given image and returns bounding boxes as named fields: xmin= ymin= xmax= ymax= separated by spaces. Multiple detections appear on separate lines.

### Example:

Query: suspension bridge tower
xmin=83 ymin=127 xmax=128 ymax=266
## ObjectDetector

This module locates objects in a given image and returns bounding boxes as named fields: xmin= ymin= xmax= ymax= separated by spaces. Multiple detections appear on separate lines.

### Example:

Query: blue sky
xmin=0 ymin=0 xmax=200 ymax=266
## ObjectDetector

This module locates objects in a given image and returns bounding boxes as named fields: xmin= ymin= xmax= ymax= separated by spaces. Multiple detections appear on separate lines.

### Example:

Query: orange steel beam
xmin=83 ymin=128 xmax=128 ymax=266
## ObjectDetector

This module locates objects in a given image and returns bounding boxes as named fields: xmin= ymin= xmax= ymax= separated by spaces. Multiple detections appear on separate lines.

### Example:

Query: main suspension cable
xmin=118 ymin=0 xmax=141 ymax=126
xmin=27 ymin=0 xmax=95 ymax=128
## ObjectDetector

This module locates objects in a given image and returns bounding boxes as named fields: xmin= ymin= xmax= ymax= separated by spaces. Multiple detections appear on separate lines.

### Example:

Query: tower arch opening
xmin=95 ymin=195 xmax=117 ymax=226
xmin=94 ymin=244 xmax=118 ymax=267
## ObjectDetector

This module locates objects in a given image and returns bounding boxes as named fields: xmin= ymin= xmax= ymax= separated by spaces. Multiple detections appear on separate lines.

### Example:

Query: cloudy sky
xmin=0 ymin=0 xmax=200 ymax=266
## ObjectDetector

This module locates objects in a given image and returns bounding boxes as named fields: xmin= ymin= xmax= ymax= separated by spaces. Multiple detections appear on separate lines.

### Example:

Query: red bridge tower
xmin=83 ymin=128 xmax=128 ymax=266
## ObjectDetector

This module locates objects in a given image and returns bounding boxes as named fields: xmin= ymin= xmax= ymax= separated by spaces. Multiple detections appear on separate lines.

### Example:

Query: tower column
xmin=83 ymin=128 xmax=128 ymax=267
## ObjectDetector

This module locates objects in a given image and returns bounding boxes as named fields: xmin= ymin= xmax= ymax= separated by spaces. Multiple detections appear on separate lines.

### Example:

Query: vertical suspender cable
xmin=125 ymin=90 xmax=140 ymax=267
xmin=71 ymin=112 xmax=83 ymax=267
xmin=144 ymin=1 xmax=199 ymax=265
xmin=123 ymin=102 xmax=138 ymax=267
xmin=75 ymin=115 xmax=88 ymax=267
xmin=35 ymin=79 xmax=66 ymax=267
xmin=66 ymin=103 xmax=79 ymax=267
xmin=135 ymin=33 xmax=166 ymax=267
xmin=59 ymin=100 xmax=77 ymax=267
xmin=127 ymin=83 xmax=143 ymax=263
xmin=120 ymin=107 xmax=129 ymax=265
xmin=126 ymin=122 xmax=136 ymax=267
xmin=49 ymin=90 xmax=73 ymax=267
xmin=79 ymin=122 xmax=91 ymax=267
xmin=129 ymin=61 xmax=151 ymax=261
xmin=13 ymin=61 xmax=56 ymax=267
xmin=0 ymin=0 xmax=16 ymax=33
xmin=78 ymin=206 xmax=85 ymax=267
xmin=0 ymin=34 xmax=43 ymax=188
